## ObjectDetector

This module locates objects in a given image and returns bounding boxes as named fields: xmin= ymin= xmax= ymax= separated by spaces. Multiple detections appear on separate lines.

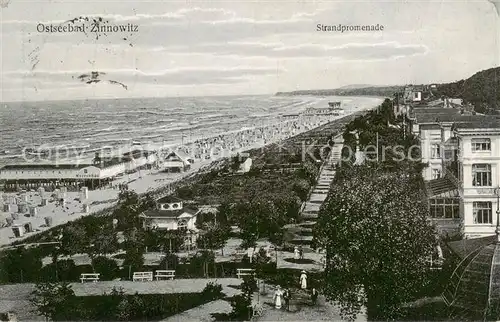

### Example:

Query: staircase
xmin=292 ymin=139 xmax=342 ymax=246
xmin=278 ymin=135 xmax=343 ymax=271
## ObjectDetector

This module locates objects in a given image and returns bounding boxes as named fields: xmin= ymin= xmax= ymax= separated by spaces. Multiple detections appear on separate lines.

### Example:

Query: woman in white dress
xmin=294 ymin=246 xmax=300 ymax=260
xmin=273 ymin=286 xmax=283 ymax=309
xmin=300 ymin=270 xmax=307 ymax=289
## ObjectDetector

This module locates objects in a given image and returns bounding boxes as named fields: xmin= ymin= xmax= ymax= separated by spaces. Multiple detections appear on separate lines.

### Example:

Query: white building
xmin=159 ymin=150 xmax=194 ymax=172
xmin=410 ymin=107 xmax=498 ymax=237
xmin=0 ymin=149 xmax=157 ymax=191
xmin=445 ymin=119 xmax=500 ymax=238
xmin=140 ymin=195 xmax=200 ymax=248
xmin=411 ymin=108 xmax=485 ymax=181
xmin=237 ymin=157 xmax=253 ymax=173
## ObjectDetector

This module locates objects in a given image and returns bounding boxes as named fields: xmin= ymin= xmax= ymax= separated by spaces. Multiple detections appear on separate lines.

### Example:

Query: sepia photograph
xmin=0 ymin=0 xmax=499 ymax=321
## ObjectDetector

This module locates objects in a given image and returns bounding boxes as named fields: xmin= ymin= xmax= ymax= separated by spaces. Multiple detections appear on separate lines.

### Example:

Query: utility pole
xmin=495 ymin=187 xmax=500 ymax=243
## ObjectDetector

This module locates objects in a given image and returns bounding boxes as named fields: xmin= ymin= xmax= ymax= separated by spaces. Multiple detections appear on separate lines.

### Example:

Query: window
xmin=177 ymin=219 xmax=188 ymax=231
xmin=430 ymin=198 xmax=460 ymax=219
xmin=432 ymin=168 xmax=442 ymax=179
xmin=431 ymin=144 xmax=441 ymax=159
xmin=472 ymin=138 xmax=491 ymax=152
xmin=473 ymin=202 xmax=492 ymax=224
xmin=83 ymin=169 xmax=88 ymax=174
xmin=472 ymin=164 xmax=492 ymax=187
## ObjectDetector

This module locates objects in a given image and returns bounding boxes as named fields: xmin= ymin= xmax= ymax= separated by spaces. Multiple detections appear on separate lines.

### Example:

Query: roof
xmin=453 ymin=118 xmax=500 ymax=131
xmin=0 ymin=163 xmax=93 ymax=170
xmin=413 ymin=108 xmax=489 ymax=125
xmin=164 ymin=150 xmax=193 ymax=163
xmin=122 ymin=149 xmax=154 ymax=159
xmin=157 ymin=195 xmax=184 ymax=203
xmin=442 ymin=239 xmax=500 ymax=320
xmin=141 ymin=207 xmax=199 ymax=218
xmin=447 ymin=235 xmax=496 ymax=259
xmin=413 ymin=108 xmax=463 ymax=123
xmin=425 ymin=177 xmax=459 ymax=198
xmin=93 ymin=156 xmax=127 ymax=169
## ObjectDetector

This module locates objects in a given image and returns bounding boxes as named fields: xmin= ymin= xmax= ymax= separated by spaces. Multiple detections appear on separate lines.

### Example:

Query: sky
xmin=0 ymin=0 xmax=499 ymax=102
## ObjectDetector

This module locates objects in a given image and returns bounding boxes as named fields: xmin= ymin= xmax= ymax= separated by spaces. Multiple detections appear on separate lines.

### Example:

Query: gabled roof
xmin=164 ymin=150 xmax=193 ymax=163
xmin=141 ymin=207 xmax=199 ymax=218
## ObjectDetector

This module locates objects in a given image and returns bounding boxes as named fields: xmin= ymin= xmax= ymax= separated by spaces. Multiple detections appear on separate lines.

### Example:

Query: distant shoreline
xmin=275 ymin=93 xmax=389 ymax=100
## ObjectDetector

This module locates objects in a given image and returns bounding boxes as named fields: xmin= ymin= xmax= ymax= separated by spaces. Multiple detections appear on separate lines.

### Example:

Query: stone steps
xmin=285 ymin=146 xmax=342 ymax=256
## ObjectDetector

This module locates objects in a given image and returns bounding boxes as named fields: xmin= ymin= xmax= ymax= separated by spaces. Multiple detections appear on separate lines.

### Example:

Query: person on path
xmin=294 ymin=246 xmax=300 ymax=260
xmin=273 ymin=286 xmax=284 ymax=309
xmin=299 ymin=245 xmax=304 ymax=260
xmin=300 ymin=270 xmax=307 ymax=289
xmin=283 ymin=288 xmax=290 ymax=311
xmin=311 ymin=288 xmax=318 ymax=305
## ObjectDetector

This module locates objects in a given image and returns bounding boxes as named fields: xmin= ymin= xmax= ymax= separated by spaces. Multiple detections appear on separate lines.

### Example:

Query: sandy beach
xmin=0 ymin=97 xmax=382 ymax=247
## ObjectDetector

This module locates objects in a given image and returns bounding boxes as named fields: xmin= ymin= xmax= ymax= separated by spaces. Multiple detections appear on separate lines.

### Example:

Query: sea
xmin=0 ymin=95 xmax=384 ymax=166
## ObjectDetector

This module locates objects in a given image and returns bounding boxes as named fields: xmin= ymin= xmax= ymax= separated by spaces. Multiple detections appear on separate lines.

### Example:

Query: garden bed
xmin=283 ymin=258 xmax=316 ymax=265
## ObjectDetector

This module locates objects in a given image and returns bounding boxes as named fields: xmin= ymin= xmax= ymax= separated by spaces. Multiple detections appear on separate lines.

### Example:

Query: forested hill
xmin=275 ymin=86 xmax=403 ymax=97
xmin=434 ymin=67 xmax=500 ymax=114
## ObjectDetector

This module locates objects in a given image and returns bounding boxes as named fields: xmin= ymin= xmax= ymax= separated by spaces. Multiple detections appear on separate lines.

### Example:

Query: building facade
xmin=140 ymin=195 xmax=200 ymax=248
xmin=410 ymin=106 xmax=500 ymax=237
xmin=445 ymin=120 xmax=500 ymax=238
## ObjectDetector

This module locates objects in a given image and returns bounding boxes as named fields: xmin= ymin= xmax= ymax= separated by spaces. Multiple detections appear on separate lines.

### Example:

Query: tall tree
xmin=315 ymin=165 xmax=436 ymax=320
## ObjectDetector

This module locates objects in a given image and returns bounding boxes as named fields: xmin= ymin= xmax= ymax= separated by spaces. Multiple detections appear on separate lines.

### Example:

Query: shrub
xmin=39 ymin=259 xmax=77 ymax=282
xmin=229 ymin=294 xmax=252 ymax=321
xmin=201 ymin=282 xmax=223 ymax=301
xmin=158 ymin=253 xmax=179 ymax=270
xmin=92 ymin=256 xmax=119 ymax=281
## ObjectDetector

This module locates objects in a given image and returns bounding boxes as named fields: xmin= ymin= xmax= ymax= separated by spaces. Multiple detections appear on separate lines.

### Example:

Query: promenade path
xmin=253 ymin=282 xmax=367 ymax=321
xmin=160 ymin=299 xmax=232 ymax=322
xmin=277 ymin=134 xmax=344 ymax=272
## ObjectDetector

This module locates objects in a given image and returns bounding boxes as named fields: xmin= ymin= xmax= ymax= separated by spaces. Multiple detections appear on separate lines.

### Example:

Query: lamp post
xmin=495 ymin=186 xmax=500 ymax=243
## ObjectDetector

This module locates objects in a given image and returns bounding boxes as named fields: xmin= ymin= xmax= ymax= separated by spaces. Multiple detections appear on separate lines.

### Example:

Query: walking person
xmin=273 ymin=286 xmax=284 ymax=309
xmin=294 ymin=246 xmax=300 ymax=260
xmin=283 ymin=288 xmax=290 ymax=311
xmin=311 ymin=287 xmax=318 ymax=305
xmin=300 ymin=270 xmax=307 ymax=289
xmin=298 ymin=245 xmax=304 ymax=260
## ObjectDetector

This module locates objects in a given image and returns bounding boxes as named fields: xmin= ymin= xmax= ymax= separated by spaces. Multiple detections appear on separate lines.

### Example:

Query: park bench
xmin=236 ymin=268 xmax=255 ymax=279
xmin=80 ymin=273 xmax=100 ymax=283
xmin=155 ymin=270 xmax=175 ymax=280
xmin=133 ymin=271 xmax=153 ymax=282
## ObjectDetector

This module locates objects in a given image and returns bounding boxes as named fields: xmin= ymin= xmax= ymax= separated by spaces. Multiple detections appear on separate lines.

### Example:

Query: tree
xmin=1 ymin=247 xmax=43 ymax=283
xmin=30 ymin=282 xmax=76 ymax=321
xmin=92 ymin=256 xmax=119 ymax=280
xmin=122 ymin=246 xmax=145 ymax=278
xmin=315 ymin=165 xmax=436 ymax=320
xmin=197 ymin=222 xmax=230 ymax=253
